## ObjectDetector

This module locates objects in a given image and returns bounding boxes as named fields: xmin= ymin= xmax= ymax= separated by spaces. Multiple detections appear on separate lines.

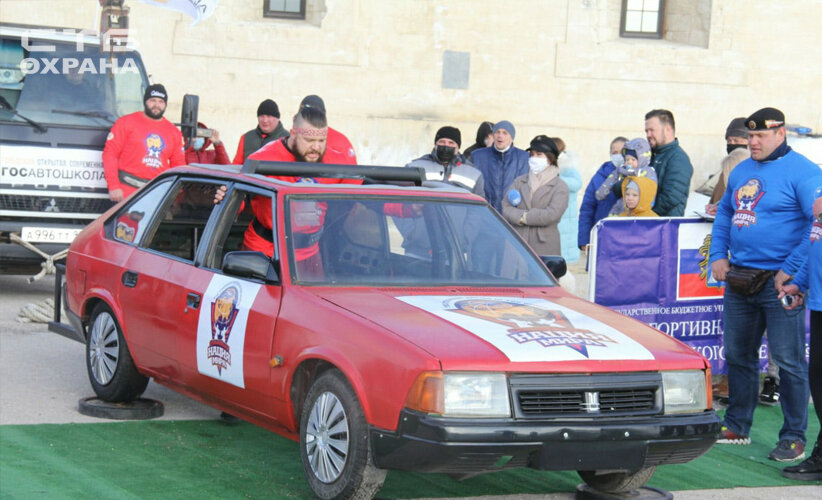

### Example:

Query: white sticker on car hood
xmin=397 ymin=296 xmax=654 ymax=362
xmin=196 ymin=276 xmax=261 ymax=388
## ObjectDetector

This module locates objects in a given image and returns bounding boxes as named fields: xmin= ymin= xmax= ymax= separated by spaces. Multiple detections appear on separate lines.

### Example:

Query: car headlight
xmin=405 ymin=372 xmax=511 ymax=417
xmin=662 ymin=370 xmax=707 ymax=414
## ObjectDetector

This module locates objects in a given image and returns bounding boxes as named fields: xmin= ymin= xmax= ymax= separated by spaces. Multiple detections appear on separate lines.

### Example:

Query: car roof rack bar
xmin=242 ymin=160 xmax=426 ymax=186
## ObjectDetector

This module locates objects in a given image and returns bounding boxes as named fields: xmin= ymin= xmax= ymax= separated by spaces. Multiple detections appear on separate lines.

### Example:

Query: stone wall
xmin=2 ymin=0 xmax=820 ymax=200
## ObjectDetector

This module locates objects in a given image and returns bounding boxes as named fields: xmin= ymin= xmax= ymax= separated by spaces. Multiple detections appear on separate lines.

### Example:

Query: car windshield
xmin=0 ymin=37 xmax=147 ymax=127
xmin=285 ymin=195 xmax=557 ymax=287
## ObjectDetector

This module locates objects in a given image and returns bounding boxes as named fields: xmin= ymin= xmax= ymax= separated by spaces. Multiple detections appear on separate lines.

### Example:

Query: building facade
xmin=2 ymin=0 xmax=820 ymax=194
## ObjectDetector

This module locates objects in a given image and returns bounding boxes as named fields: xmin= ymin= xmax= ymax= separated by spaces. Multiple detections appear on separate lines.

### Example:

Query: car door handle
xmin=122 ymin=271 xmax=138 ymax=288
xmin=186 ymin=292 xmax=201 ymax=309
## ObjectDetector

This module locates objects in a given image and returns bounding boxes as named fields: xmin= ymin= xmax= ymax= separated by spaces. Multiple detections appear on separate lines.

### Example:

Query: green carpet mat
xmin=1 ymin=405 xmax=818 ymax=499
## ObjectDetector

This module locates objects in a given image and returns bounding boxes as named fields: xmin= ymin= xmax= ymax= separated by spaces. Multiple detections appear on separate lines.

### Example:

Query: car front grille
xmin=510 ymin=373 xmax=662 ymax=418
xmin=518 ymin=388 xmax=657 ymax=415
xmin=0 ymin=193 xmax=113 ymax=215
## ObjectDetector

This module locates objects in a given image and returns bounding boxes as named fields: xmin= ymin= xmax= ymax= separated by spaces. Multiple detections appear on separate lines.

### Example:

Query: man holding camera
xmin=709 ymin=107 xmax=822 ymax=462
xmin=184 ymin=122 xmax=230 ymax=165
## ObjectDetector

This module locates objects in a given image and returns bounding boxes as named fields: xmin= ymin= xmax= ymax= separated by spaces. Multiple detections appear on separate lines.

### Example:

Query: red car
xmin=60 ymin=163 xmax=720 ymax=499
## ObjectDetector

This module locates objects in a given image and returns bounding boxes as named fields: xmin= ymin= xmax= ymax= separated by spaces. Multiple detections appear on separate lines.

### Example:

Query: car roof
xmin=158 ymin=162 xmax=484 ymax=201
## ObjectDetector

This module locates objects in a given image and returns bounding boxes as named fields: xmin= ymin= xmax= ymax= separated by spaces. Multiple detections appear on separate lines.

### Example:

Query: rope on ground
xmin=17 ymin=298 xmax=55 ymax=324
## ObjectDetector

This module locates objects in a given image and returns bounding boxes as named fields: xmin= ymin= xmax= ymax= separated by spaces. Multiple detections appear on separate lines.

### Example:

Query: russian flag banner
xmin=676 ymin=223 xmax=725 ymax=301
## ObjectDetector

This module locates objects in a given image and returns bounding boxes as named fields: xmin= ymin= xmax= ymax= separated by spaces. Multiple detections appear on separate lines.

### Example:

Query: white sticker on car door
xmin=397 ymin=296 xmax=655 ymax=362
xmin=196 ymin=276 xmax=261 ymax=388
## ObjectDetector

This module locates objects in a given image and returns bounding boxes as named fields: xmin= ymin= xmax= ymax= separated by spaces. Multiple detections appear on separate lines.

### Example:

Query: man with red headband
xmin=244 ymin=106 xmax=359 ymax=277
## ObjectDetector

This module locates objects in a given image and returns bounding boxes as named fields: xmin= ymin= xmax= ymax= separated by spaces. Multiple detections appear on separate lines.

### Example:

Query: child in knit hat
xmin=595 ymin=137 xmax=657 ymax=215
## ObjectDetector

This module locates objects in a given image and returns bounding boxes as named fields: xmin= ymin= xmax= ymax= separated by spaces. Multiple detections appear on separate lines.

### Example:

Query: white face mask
xmin=610 ymin=153 xmax=624 ymax=167
xmin=192 ymin=137 xmax=205 ymax=150
xmin=528 ymin=156 xmax=548 ymax=173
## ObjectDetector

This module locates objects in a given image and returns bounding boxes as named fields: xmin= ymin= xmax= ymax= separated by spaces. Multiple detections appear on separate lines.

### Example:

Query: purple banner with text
xmin=590 ymin=217 xmax=809 ymax=374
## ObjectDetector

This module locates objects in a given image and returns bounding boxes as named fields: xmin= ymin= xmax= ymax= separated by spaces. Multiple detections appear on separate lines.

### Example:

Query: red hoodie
xmin=102 ymin=111 xmax=185 ymax=197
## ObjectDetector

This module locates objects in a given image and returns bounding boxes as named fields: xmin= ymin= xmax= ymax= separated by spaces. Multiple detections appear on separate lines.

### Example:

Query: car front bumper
xmin=371 ymin=409 xmax=721 ymax=474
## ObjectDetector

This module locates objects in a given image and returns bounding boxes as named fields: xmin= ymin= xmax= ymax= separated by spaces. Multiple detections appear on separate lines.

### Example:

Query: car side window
xmin=112 ymin=179 xmax=173 ymax=245
xmin=202 ymin=186 xmax=271 ymax=270
xmin=142 ymin=181 xmax=220 ymax=262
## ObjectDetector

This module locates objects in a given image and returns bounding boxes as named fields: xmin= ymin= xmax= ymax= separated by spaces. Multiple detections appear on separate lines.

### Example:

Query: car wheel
xmin=300 ymin=369 xmax=387 ymax=500
xmin=578 ymin=466 xmax=656 ymax=494
xmin=86 ymin=303 xmax=148 ymax=402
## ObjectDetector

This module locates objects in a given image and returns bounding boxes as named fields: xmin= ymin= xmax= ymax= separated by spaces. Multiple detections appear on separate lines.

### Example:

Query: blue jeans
xmin=722 ymin=276 xmax=808 ymax=443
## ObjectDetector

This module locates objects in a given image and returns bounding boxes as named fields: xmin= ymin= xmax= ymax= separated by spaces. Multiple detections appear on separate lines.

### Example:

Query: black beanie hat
xmin=257 ymin=99 xmax=280 ymax=118
xmin=435 ymin=126 xmax=461 ymax=147
xmin=144 ymin=84 xmax=167 ymax=103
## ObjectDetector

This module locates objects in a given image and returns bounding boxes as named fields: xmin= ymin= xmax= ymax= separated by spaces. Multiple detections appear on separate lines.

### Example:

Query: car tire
xmin=299 ymin=369 xmax=387 ymax=500
xmin=86 ymin=303 xmax=148 ymax=402
xmin=578 ymin=466 xmax=656 ymax=494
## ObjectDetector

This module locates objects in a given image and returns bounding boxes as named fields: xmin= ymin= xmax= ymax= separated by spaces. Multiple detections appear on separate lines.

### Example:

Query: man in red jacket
xmin=102 ymin=84 xmax=185 ymax=201
xmin=244 ymin=106 xmax=359 ymax=278
xmin=184 ymin=122 xmax=230 ymax=165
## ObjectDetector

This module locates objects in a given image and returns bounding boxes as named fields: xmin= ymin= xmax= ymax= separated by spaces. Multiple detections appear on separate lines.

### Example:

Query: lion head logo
xmin=145 ymin=133 xmax=165 ymax=159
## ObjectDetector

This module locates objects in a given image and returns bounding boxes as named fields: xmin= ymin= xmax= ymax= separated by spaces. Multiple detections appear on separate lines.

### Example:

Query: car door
xmin=179 ymin=184 xmax=283 ymax=419
xmin=106 ymin=178 xmax=177 ymax=373
xmin=118 ymin=179 xmax=223 ymax=380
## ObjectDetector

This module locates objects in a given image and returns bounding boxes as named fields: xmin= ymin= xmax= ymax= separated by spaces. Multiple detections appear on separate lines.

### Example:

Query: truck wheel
xmin=300 ymin=369 xmax=386 ymax=500
xmin=86 ymin=303 xmax=148 ymax=402
xmin=578 ymin=466 xmax=656 ymax=493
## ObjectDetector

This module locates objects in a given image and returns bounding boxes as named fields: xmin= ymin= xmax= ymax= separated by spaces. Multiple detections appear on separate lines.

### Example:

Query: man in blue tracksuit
xmin=471 ymin=120 xmax=529 ymax=213
xmin=710 ymin=107 xmax=822 ymax=463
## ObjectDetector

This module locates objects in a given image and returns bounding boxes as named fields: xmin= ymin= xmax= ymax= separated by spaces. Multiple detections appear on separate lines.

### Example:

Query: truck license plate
xmin=21 ymin=227 xmax=82 ymax=244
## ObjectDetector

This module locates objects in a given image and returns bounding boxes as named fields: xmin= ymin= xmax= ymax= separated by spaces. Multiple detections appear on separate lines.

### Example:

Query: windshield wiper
xmin=0 ymin=95 xmax=47 ymax=133
xmin=52 ymin=109 xmax=115 ymax=125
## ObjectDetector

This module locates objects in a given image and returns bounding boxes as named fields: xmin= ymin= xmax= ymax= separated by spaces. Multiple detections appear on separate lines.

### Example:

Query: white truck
xmin=0 ymin=23 xmax=150 ymax=276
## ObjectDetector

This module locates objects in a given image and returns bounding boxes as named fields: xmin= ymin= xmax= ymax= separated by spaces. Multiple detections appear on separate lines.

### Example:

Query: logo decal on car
xmin=197 ymin=276 xmax=262 ymax=388
xmin=396 ymin=296 xmax=655 ymax=362
xmin=208 ymin=284 xmax=240 ymax=374
xmin=114 ymin=210 xmax=144 ymax=243
xmin=448 ymin=298 xmax=614 ymax=358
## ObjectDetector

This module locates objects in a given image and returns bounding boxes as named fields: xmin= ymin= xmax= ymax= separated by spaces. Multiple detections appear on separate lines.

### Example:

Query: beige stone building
xmin=2 ymin=0 xmax=821 ymax=195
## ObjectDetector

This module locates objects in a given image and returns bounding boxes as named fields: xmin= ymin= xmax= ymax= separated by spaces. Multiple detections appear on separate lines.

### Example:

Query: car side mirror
xmin=540 ymin=255 xmax=567 ymax=279
xmin=180 ymin=94 xmax=199 ymax=144
xmin=222 ymin=251 xmax=279 ymax=282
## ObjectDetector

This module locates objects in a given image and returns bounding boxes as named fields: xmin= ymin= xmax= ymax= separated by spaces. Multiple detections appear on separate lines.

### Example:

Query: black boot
xmin=782 ymin=442 xmax=822 ymax=481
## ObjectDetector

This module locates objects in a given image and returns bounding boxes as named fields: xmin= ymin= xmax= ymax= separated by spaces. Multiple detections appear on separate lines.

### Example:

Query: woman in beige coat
xmin=502 ymin=135 xmax=569 ymax=256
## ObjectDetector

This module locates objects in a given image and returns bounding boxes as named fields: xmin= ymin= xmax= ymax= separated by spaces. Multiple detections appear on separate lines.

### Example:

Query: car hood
xmin=311 ymin=287 xmax=707 ymax=373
